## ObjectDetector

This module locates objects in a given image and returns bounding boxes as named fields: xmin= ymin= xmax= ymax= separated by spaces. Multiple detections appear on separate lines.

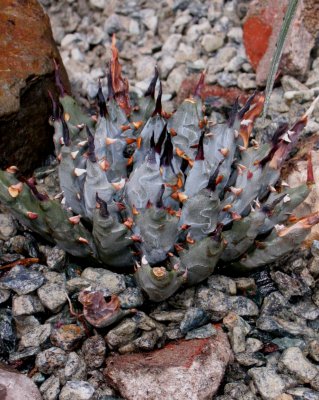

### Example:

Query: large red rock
xmin=0 ymin=363 xmax=42 ymax=400
xmin=0 ymin=0 xmax=70 ymax=174
xmin=104 ymin=326 xmax=233 ymax=400
xmin=243 ymin=0 xmax=319 ymax=86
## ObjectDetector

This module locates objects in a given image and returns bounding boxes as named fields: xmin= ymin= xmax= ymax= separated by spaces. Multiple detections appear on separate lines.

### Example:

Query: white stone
xmin=175 ymin=43 xmax=198 ymax=63
xmin=162 ymin=34 xmax=182 ymax=54
xmin=89 ymin=0 xmax=105 ymax=10
xmin=279 ymin=347 xmax=318 ymax=383
xmin=249 ymin=367 xmax=285 ymax=400
xmin=59 ymin=381 xmax=95 ymax=400
xmin=165 ymin=65 xmax=187 ymax=93
xmin=134 ymin=56 xmax=156 ymax=82
xmin=201 ymin=32 xmax=225 ymax=53
xmin=129 ymin=19 xmax=140 ymax=36
xmin=159 ymin=54 xmax=177 ymax=79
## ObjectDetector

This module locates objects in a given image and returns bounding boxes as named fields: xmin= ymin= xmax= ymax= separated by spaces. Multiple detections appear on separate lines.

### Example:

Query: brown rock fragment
xmin=0 ymin=0 xmax=70 ymax=174
xmin=104 ymin=326 xmax=233 ymax=400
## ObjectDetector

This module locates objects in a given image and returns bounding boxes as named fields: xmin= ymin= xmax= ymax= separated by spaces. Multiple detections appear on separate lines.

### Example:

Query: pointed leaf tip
xmin=109 ymin=35 xmax=131 ymax=114
xmin=144 ymin=66 xmax=159 ymax=98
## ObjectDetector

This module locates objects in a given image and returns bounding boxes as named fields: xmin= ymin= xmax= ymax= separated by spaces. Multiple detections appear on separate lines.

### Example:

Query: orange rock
xmin=243 ymin=0 xmax=319 ymax=86
xmin=177 ymin=75 xmax=249 ymax=106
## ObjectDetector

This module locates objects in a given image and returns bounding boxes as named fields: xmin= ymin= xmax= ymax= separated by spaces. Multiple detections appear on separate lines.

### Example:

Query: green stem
xmin=262 ymin=0 xmax=299 ymax=119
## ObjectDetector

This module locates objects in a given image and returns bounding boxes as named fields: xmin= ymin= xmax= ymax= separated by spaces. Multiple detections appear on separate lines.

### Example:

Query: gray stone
xmin=226 ymin=54 xmax=246 ymax=72
xmin=272 ymin=337 xmax=306 ymax=351
xmin=272 ymin=271 xmax=308 ymax=299
xmin=196 ymin=287 xmax=230 ymax=320
xmin=159 ymin=55 xmax=177 ymax=79
xmin=224 ymin=382 xmax=255 ymax=399
xmin=135 ymin=56 xmax=156 ymax=81
xmin=0 ymin=289 xmax=10 ymax=304
xmin=237 ymin=73 xmax=256 ymax=90
xmin=0 ymin=265 xmax=44 ymax=295
xmin=60 ymin=33 xmax=84 ymax=49
xmin=133 ymin=330 xmax=160 ymax=350
xmin=291 ymin=298 xmax=319 ymax=320
xmin=281 ymin=75 xmax=308 ymax=92
xmin=165 ymin=65 xmax=187 ymax=93
xmin=229 ymin=296 xmax=259 ymax=317
xmin=175 ymin=43 xmax=198 ymax=63
xmin=308 ymin=258 xmax=319 ymax=278
xmin=44 ymin=246 xmax=66 ymax=271
xmin=180 ymin=307 xmax=209 ymax=334
xmin=279 ymin=347 xmax=318 ymax=383
xmin=14 ymin=315 xmax=40 ymax=337
xmin=105 ymin=318 xmax=138 ymax=349
xmin=64 ymin=352 xmax=87 ymax=382
xmin=201 ymin=32 xmax=225 ymax=53
xmin=227 ymin=27 xmax=243 ymax=43
xmin=81 ymin=267 xmax=126 ymax=295
xmin=188 ymin=59 xmax=206 ymax=73
xmin=9 ymin=347 xmax=41 ymax=363
xmin=309 ymin=340 xmax=319 ymax=362
xmin=89 ymin=0 xmax=106 ymax=10
xmin=284 ymin=88 xmax=319 ymax=102
xmin=186 ymin=21 xmax=211 ymax=43
xmin=118 ymin=287 xmax=144 ymax=309
xmin=12 ymin=294 xmax=44 ymax=316
xmin=287 ymin=387 xmax=319 ymax=400
xmin=234 ymin=278 xmax=257 ymax=294
xmin=168 ymin=287 xmax=195 ymax=309
xmin=66 ymin=277 xmax=92 ymax=293
xmin=162 ymin=34 xmax=182 ymax=54
xmin=217 ymin=72 xmax=238 ymax=87
xmin=268 ymin=89 xmax=290 ymax=113
xmin=246 ymin=338 xmax=264 ymax=353
xmin=0 ymin=309 xmax=15 ymax=355
xmin=173 ymin=14 xmax=192 ymax=31
xmin=236 ymin=352 xmax=266 ymax=367
xmin=37 ymin=282 xmax=67 ymax=312
xmin=19 ymin=324 xmax=51 ymax=348
xmin=129 ymin=19 xmax=140 ymax=36
xmin=141 ymin=9 xmax=158 ymax=33
xmin=207 ymin=275 xmax=237 ymax=295
xmin=43 ymin=271 xmax=65 ymax=284
xmin=206 ymin=47 xmax=237 ymax=79
xmin=207 ymin=1 xmax=223 ymax=22
xmin=36 ymin=347 xmax=67 ymax=374
xmin=0 ymin=214 xmax=17 ymax=241
xmin=82 ymin=335 xmax=106 ymax=368
xmin=306 ymin=68 xmax=319 ymax=88
xmin=249 ymin=367 xmax=285 ymax=400
xmin=71 ymin=48 xmax=84 ymax=62
xmin=165 ymin=327 xmax=183 ymax=340
xmin=150 ymin=310 xmax=185 ymax=323
xmin=59 ymin=381 xmax=95 ymax=400
xmin=185 ymin=323 xmax=217 ymax=340
xmin=39 ymin=375 xmax=60 ymax=400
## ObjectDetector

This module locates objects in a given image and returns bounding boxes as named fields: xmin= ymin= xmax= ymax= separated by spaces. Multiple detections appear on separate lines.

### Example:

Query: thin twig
xmin=0 ymin=257 xmax=40 ymax=271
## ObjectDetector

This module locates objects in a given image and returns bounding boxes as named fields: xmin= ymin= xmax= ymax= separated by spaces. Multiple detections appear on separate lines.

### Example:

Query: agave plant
xmin=0 ymin=38 xmax=318 ymax=302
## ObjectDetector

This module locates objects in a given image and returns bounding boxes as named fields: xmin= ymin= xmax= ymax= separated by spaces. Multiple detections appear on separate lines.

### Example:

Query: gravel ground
xmin=1 ymin=0 xmax=319 ymax=399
